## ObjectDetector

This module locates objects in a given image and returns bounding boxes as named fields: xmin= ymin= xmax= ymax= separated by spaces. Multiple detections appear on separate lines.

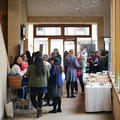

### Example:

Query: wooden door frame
xmin=33 ymin=24 xmax=92 ymax=38
xmin=49 ymin=37 xmax=77 ymax=57
xmin=33 ymin=24 xmax=92 ymax=56
xmin=64 ymin=38 xmax=77 ymax=55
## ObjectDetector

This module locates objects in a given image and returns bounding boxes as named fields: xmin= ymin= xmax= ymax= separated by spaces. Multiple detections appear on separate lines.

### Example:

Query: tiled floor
xmin=7 ymin=82 xmax=114 ymax=120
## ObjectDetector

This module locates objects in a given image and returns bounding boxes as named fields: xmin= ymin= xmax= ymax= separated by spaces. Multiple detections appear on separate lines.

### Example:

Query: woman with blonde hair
xmin=64 ymin=49 xmax=81 ymax=98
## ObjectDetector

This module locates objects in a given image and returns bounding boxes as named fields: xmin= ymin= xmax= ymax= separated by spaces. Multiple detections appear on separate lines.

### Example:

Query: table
xmin=85 ymin=83 xmax=112 ymax=112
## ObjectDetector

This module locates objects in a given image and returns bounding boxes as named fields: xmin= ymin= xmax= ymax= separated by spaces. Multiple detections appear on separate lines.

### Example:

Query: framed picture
xmin=20 ymin=24 xmax=26 ymax=40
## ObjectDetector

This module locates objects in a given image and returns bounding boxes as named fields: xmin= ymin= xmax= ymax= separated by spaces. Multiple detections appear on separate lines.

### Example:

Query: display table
xmin=85 ymin=83 xmax=112 ymax=112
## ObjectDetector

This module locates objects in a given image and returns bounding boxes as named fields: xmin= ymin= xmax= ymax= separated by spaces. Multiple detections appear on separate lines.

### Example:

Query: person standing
xmin=93 ymin=51 xmax=101 ymax=73
xmin=81 ymin=48 xmax=88 ymax=72
xmin=99 ymin=50 xmax=106 ymax=72
xmin=64 ymin=51 xmax=68 ymax=81
xmin=77 ymin=55 xmax=84 ymax=94
xmin=65 ymin=49 xmax=81 ymax=98
xmin=26 ymin=55 xmax=50 ymax=118
xmin=42 ymin=55 xmax=51 ymax=106
xmin=53 ymin=48 xmax=62 ymax=64
xmin=48 ymin=57 xmax=63 ymax=113
xmin=89 ymin=51 xmax=94 ymax=73
xmin=26 ymin=50 xmax=33 ymax=65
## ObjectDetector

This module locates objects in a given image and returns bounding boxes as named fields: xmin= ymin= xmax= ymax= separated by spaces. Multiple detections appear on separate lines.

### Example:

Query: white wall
xmin=0 ymin=25 xmax=9 ymax=120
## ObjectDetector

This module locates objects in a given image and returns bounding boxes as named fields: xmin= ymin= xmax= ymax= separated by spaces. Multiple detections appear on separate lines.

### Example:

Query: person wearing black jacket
xmin=93 ymin=51 xmax=101 ymax=73
xmin=26 ymin=50 xmax=33 ymax=65
xmin=89 ymin=51 xmax=94 ymax=73
xmin=48 ymin=57 xmax=63 ymax=113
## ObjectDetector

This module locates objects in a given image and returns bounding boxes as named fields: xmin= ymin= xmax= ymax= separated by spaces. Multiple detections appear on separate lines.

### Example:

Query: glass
xmin=64 ymin=41 xmax=75 ymax=52
xmin=34 ymin=38 xmax=48 ymax=55
xmin=104 ymin=38 xmax=110 ymax=51
xmin=36 ymin=27 xmax=61 ymax=36
xmin=77 ymin=38 xmax=92 ymax=56
xmin=76 ymin=24 xmax=98 ymax=56
xmin=65 ymin=27 xmax=90 ymax=36
xmin=50 ymin=39 xmax=63 ymax=64
xmin=92 ymin=24 xmax=98 ymax=50
xmin=28 ymin=25 xmax=33 ymax=54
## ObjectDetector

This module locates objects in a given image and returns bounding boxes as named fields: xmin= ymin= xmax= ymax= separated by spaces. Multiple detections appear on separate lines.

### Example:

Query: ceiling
xmin=27 ymin=0 xmax=110 ymax=16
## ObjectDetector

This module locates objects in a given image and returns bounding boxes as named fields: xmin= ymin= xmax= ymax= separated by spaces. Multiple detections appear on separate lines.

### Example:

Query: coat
xmin=93 ymin=56 xmax=101 ymax=73
xmin=64 ymin=56 xmax=81 ymax=82
xmin=26 ymin=63 xmax=50 ymax=87
xmin=48 ymin=64 xmax=63 ymax=98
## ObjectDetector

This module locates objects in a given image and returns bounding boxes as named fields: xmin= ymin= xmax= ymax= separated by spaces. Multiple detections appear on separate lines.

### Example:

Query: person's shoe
xmin=49 ymin=109 xmax=57 ymax=113
xmin=37 ymin=108 xmax=42 ymax=118
xmin=49 ymin=102 xmax=53 ymax=106
xmin=71 ymin=95 xmax=76 ymax=98
xmin=57 ymin=109 xmax=62 ymax=112
xmin=66 ymin=94 xmax=70 ymax=98
xmin=81 ymin=92 xmax=84 ymax=95
xmin=74 ymin=90 xmax=78 ymax=94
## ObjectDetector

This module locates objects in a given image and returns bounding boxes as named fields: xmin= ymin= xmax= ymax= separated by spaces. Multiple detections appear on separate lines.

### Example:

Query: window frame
xmin=34 ymin=24 xmax=92 ymax=38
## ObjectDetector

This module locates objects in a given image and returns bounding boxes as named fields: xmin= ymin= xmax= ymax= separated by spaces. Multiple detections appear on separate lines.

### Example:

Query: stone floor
xmin=7 ymin=82 xmax=114 ymax=120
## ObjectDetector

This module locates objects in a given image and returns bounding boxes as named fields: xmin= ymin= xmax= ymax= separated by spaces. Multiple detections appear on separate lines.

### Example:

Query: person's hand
xmin=23 ymin=69 xmax=27 ymax=74
xmin=23 ymin=74 xmax=27 ymax=78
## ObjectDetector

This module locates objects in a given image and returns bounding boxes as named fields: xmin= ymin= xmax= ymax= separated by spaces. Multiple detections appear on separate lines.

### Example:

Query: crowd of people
xmin=10 ymin=48 xmax=109 ymax=118
xmin=10 ymin=49 xmax=63 ymax=117
xmin=88 ymin=50 xmax=109 ymax=73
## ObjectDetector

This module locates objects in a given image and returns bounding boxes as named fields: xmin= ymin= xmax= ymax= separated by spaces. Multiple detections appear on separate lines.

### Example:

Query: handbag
xmin=4 ymin=101 xmax=14 ymax=118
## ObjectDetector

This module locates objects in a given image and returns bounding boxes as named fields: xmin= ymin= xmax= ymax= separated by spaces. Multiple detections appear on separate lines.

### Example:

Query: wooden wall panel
xmin=111 ymin=0 xmax=120 ymax=75
xmin=111 ymin=1 xmax=120 ymax=120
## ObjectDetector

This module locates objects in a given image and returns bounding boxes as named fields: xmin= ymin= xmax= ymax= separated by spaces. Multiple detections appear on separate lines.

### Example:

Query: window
xmin=34 ymin=24 xmax=92 ymax=38
xmin=28 ymin=25 xmax=33 ymax=54
xmin=65 ymin=27 xmax=90 ymax=36
xmin=34 ymin=38 xmax=48 ymax=55
xmin=36 ymin=27 xmax=61 ymax=36
xmin=77 ymin=24 xmax=98 ymax=54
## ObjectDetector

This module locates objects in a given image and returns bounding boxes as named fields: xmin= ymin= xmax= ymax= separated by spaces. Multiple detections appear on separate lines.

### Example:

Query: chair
xmin=8 ymin=75 xmax=28 ymax=110
xmin=8 ymin=76 xmax=22 ymax=88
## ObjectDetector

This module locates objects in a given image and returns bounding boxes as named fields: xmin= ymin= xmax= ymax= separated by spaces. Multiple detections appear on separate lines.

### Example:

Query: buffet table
xmin=85 ymin=73 xmax=112 ymax=112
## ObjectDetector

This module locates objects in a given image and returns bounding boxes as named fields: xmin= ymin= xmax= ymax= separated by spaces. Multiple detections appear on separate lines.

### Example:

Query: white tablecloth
xmin=85 ymin=84 xmax=112 ymax=112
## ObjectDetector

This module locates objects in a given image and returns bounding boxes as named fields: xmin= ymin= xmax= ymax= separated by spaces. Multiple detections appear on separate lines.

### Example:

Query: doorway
xmin=64 ymin=39 xmax=76 ymax=55
xmin=50 ymin=39 xmax=63 ymax=62
xmin=49 ymin=38 xmax=76 ymax=65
